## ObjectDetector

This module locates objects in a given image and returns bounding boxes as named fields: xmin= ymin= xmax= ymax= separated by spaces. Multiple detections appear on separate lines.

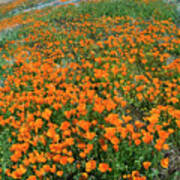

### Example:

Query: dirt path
xmin=0 ymin=0 xmax=13 ymax=4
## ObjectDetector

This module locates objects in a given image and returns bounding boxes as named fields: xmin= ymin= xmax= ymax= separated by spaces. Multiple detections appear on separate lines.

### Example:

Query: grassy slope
xmin=0 ymin=0 xmax=180 ymax=179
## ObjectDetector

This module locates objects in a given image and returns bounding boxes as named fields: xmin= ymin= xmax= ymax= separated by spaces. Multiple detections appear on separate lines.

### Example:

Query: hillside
xmin=0 ymin=0 xmax=180 ymax=179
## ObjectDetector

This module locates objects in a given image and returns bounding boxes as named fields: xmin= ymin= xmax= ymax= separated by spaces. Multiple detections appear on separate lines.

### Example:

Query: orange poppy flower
xmin=80 ymin=152 xmax=86 ymax=159
xmin=78 ymin=120 xmax=91 ymax=131
xmin=143 ymin=161 xmax=151 ymax=170
xmin=136 ymin=93 xmax=143 ymax=101
xmin=35 ymin=118 xmax=43 ymax=133
xmin=60 ymin=156 xmax=68 ymax=165
xmin=85 ymin=131 xmax=96 ymax=140
xmin=57 ymin=171 xmax=63 ymax=177
xmin=79 ymin=172 xmax=88 ymax=180
xmin=161 ymin=158 xmax=169 ymax=168
xmin=50 ymin=164 xmax=56 ymax=173
xmin=27 ymin=175 xmax=37 ymax=180
xmin=42 ymin=108 xmax=52 ymax=120
xmin=111 ymin=136 xmax=119 ymax=145
xmin=122 ymin=115 xmax=132 ymax=123
xmin=132 ymin=170 xmax=140 ymax=177
xmin=43 ymin=164 xmax=50 ymax=172
xmin=135 ymin=139 xmax=141 ymax=146
xmin=60 ymin=121 xmax=70 ymax=130
xmin=98 ymin=163 xmax=110 ymax=173
xmin=67 ymin=157 xmax=74 ymax=164
xmin=47 ymin=128 xmax=56 ymax=138
xmin=176 ymin=119 xmax=180 ymax=128
xmin=142 ymin=133 xmax=153 ymax=144
xmin=129 ymin=57 xmax=135 ymax=64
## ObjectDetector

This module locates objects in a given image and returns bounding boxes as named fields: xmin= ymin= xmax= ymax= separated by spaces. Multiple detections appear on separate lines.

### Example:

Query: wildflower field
xmin=0 ymin=0 xmax=180 ymax=179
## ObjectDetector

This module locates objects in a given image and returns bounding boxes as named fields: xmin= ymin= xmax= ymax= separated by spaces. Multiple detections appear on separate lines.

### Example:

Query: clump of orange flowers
xmin=85 ymin=160 xmax=96 ymax=172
